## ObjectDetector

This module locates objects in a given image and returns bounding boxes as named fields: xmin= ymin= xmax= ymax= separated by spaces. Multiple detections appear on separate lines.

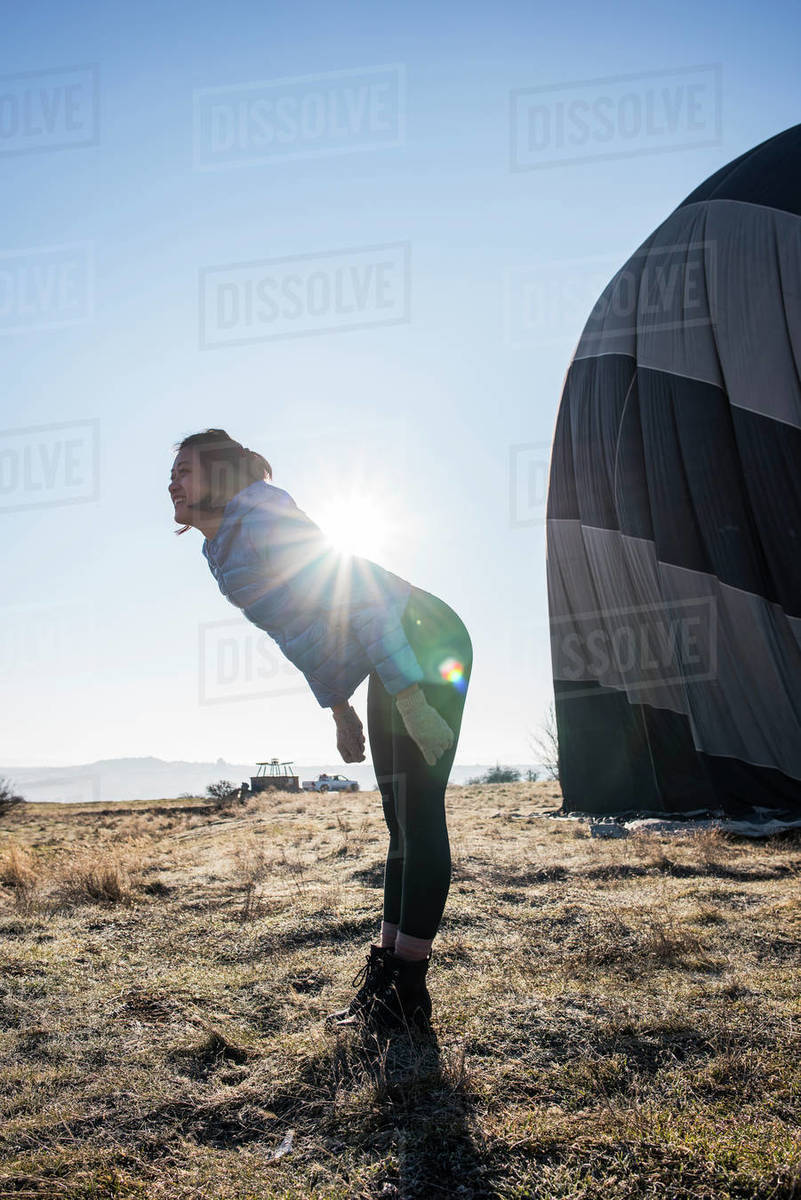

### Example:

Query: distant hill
xmin=0 ymin=757 xmax=544 ymax=804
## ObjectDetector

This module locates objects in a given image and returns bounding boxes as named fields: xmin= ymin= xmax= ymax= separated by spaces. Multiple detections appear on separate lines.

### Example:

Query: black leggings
xmin=366 ymin=586 xmax=473 ymax=940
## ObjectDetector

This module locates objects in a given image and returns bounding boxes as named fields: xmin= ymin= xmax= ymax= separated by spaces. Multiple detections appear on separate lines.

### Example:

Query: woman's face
xmin=169 ymin=448 xmax=208 ymax=527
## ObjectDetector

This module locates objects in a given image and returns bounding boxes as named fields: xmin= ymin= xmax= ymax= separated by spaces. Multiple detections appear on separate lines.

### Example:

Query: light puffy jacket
xmin=201 ymin=480 xmax=424 ymax=707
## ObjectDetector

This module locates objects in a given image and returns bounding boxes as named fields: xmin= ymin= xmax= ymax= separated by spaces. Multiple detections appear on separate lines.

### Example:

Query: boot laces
xmin=351 ymin=952 xmax=379 ymax=990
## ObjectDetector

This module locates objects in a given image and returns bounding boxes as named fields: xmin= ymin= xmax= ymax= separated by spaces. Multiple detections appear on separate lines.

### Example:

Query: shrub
xmin=206 ymin=779 xmax=236 ymax=800
xmin=0 ymin=777 xmax=24 ymax=817
xmin=530 ymin=702 xmax=560 ymax=782
xmin=206 ymin=779 xmax=240 ymax=809
xmin=467 ymin=764 xmax=522 ymax=785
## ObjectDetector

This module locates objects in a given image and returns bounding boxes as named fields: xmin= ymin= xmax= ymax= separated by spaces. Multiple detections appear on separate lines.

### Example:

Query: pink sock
xmin=394 ymin=931 xmax=434 ymax=962
xmin=379 ymin=921 xmax=398 ymax=949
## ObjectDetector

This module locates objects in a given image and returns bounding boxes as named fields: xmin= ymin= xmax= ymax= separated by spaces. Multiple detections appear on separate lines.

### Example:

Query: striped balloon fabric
xmin=546 ymin=124 xmax=801 ymax=816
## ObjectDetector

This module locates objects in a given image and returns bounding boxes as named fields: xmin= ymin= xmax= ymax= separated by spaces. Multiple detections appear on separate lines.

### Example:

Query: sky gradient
xmin=2 ymin=0 xmax=800 ymax=769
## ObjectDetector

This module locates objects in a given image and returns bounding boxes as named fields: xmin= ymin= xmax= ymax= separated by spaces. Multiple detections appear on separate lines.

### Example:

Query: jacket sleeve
xmin=302 ymin=667 xmax=347 ymax=710
xmin=303 ymin=673 xmax=346 ymax=709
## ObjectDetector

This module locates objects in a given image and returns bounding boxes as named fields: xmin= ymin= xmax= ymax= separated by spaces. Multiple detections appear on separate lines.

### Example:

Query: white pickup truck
xmin=301 ymin=773 xmax=360 ymax=793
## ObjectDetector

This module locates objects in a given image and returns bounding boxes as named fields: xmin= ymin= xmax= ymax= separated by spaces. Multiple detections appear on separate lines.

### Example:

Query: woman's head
xmin=169 ymin=429 xmax=272 ymax=535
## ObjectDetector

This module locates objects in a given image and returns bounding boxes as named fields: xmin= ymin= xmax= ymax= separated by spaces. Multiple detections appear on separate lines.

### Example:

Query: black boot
xmin=326 ymin=944 xmax=393 ymax=1024
xmin=365 ymin=952 xmax=432 ymax=1032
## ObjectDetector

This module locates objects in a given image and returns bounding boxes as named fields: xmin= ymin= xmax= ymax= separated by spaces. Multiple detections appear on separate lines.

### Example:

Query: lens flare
xmin=439 ymin=657 xmax=466 ymax=692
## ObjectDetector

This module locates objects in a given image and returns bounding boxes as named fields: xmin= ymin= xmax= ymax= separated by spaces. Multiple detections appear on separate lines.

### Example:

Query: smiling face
xmin=169 ymin=448 xmax=209 ymax=529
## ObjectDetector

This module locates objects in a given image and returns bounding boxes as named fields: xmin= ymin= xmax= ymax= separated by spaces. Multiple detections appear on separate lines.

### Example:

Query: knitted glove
xmin=333 ymin=704 xmax=366 ymax=763
xmin=395 ymin=687 xmax=455 ymax=766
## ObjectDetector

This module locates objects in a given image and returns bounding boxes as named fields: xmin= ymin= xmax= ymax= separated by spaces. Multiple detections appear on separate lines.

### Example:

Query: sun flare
xmin=317 ymin=490 xmax=390 ymax=561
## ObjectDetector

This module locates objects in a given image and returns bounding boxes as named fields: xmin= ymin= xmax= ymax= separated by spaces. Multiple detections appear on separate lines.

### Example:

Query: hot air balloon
xmin=546 ymin=124 xmax=801 ymax=816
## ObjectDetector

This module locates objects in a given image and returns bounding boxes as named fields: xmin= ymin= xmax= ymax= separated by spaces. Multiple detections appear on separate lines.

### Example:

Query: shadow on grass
xmin=583 ymin=861 xmax=795 ymax=883
xmin=244 ymin=1019 xmax=494 ymax=1199
xmin=350 ymin=863 xmax=385 ymax=888
xmin=252 ymin=914 xmax=379 ymax=955
xmin=349 ymin=1024 xmax=492 ymax=1200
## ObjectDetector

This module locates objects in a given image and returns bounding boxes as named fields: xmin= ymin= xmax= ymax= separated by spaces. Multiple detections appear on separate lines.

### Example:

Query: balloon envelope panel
xmin=546 ymin=124 xmax=801 ymax=816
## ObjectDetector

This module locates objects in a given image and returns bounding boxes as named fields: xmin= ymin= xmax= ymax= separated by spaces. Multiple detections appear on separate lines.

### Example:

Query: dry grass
xmin=0 ymin=841 xmax=37 ymax=891
xmin=2 ymin=782 xmax=801 ymax=1198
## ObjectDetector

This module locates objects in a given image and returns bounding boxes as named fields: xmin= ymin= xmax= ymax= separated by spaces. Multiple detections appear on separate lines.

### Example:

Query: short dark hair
xmin=172 ymin=428 xmax=272 ymax=535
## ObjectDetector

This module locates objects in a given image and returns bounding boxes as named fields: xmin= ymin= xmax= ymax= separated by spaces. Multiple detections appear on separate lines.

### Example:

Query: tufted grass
xmin=2 ymin=782 xmax=801 ymax=1198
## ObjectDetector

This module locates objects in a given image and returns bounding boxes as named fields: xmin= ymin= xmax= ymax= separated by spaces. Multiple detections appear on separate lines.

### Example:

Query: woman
xmin=169 ymin=429 xmax=472 ymax=1031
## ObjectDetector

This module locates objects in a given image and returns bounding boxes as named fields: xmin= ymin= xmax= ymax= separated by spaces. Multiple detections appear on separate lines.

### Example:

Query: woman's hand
xmin=394 ymin=685 xmax=455 ymax=766
xmin=332 ymin=703 xmax=366 ymax=763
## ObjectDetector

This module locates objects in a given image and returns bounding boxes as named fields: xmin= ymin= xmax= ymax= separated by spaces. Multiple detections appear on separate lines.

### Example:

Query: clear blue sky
xmin=2 ymin=0 xmax=799 ymax=768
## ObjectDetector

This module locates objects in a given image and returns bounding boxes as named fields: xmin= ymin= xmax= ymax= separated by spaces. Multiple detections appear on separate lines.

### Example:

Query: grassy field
xmin=2 ymin=781 xmax=801 ymax=1199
